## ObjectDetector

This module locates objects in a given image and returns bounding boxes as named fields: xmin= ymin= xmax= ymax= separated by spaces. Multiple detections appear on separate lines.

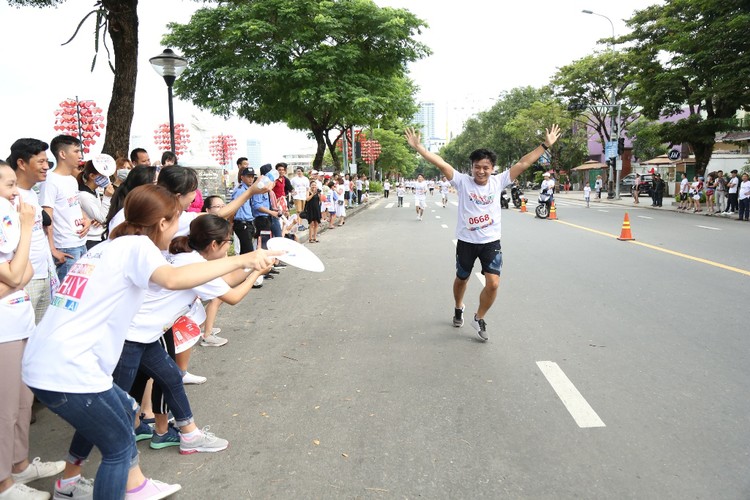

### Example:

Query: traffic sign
xmin=606 ymin=141 xmax=618 ymax=159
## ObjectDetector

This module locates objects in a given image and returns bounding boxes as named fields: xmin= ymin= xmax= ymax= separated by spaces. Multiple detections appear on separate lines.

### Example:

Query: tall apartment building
xmin=414 ymin=102 xmax=436 ymax=144
xmin=246 ymin=139 xmax=262 ymax=168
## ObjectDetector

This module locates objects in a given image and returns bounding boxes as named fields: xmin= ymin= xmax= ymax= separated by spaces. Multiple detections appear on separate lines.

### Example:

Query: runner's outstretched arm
xmin=405 ymin=128 xmax=455 ymax=180
xmin=509 ymin=124 xmax=561 ymax=181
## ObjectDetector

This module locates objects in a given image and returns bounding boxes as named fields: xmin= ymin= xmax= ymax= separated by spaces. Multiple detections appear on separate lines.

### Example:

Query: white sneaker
xmin=182 ymin=372 xmax=207 ymax=385
xmin=1 ymin=483 xmax=50 ymax=500
xmin=12 ymin=458 xmax=65 ymax=485
xmin=252 ymin=276 xmax=264 ymax=288
xmin=124 ymin=479 xmax=181 ymax=500
xmin=53 ymin=477 xmax=94 ymax=500
xmin=200 ymin=334 xmax=228 ymax=347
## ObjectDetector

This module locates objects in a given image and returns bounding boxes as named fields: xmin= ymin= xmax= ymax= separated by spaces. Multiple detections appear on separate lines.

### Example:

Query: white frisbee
xmin=92 ymin=154 xmax=116 ymax=176
xmin=267 ymin=237 xmax=325 ymax=272
xmin=0 ymin=198 xmax=21 ymax=254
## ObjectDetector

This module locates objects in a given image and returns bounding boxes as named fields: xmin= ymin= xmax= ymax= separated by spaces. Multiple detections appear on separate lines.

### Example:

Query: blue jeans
xmin=56 ymin=244 xmax=87 ymax=282
xmin=270 ymin=215 xmax=282 ymax=238
xmin=112 ymin=340 xmax=194 ymax=428
xmin=31 ymin=385 xmax=138 ymax=499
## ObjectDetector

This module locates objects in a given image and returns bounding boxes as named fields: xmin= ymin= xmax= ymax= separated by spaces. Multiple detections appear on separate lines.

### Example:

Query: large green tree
xmin=9 ymin=0 xmax=139 ymax=158
xmin=163 ymin=0 xmax=428 ymax=169
xmin=551 ymin=51 xmax=638 ymax=158
xmin=621 ymin=0 xmax=750 ymax=174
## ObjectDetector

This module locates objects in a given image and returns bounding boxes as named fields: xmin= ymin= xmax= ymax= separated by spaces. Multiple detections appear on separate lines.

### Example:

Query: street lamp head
xmin=149 ymin=48 xmax=187 ymax=86
xmin=582 ymin=9 xmax=593 ymax=14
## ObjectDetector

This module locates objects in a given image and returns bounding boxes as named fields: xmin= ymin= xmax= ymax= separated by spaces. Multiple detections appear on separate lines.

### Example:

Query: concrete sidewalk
xmin=550 ymin=190 xmax=741 ymax=219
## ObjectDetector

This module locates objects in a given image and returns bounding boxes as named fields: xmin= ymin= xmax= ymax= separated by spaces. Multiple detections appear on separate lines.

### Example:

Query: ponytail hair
xmin=104 ymin=165 xmax=158 ymax=234
xmin=109 ymin=184 xmax=181 ymax=244
xmin=169 ymin=214 xmax=230 ymax=255
xmin=157 ymin=165 xmax=198 ymax=195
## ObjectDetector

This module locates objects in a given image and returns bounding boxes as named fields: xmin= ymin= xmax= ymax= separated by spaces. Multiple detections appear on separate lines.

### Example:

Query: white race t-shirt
xmin=414 ymin=181 xmax=428 ymax=198
xmin=680 ymin=178 xmax=689 ymax=194
xmin=440 ymin=181 xmax=450 ymax=194
xmin=291 ymin=176 xmax=310 ymax=201
xmin=728 ymin=176 xmax=739 ymax=194
xmin=126 ymin=251 xmax=230 ymax=344
xmin=451 ymin=170 xmax=511 ymax=244
xmin=739 ymin=180 xmax=750 ymax=200
xmin=0 ymin=199 xmax=35 ymax=343
xmin=39 ymin=171 xmax=85 ymax=248
xmin=22 ymin=235 xmax=167 ymax=393
xmin=18 ymin=188 xmax=52 ymax=279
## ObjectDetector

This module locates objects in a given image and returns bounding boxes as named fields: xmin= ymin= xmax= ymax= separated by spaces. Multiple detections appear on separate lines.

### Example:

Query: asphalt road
xmin=28 ymin=192 xmax=750 ymax=499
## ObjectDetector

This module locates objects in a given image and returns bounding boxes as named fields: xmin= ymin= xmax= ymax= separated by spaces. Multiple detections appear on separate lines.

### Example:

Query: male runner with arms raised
xmin=405 ymin=125 xmax=560 ymax=341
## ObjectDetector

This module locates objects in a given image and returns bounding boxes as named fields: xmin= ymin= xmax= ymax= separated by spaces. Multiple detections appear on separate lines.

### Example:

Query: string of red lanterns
xmin=208 ymin=134 xmax=238 ymax=167
xmin=53 ymin=98 xmax=105 ymax=155
xmin=154 ymin=123 xmax=190 ymax=157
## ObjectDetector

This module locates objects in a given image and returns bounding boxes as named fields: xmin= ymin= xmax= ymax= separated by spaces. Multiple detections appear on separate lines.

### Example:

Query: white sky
xmin=0 ymin=0 xmax=656 ymax=165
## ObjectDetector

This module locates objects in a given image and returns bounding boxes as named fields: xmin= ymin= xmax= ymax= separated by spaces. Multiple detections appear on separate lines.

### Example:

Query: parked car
xmin=619 ymin=173 xmax=654 ymax=197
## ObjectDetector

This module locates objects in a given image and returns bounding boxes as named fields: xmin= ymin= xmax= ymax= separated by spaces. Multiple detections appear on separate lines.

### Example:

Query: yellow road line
xmin=553 ymin=220 xmax=750 ymax=277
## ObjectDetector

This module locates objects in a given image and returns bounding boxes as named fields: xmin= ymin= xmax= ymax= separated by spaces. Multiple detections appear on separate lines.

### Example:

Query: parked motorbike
xmin=501 ymin=189 xmax=511 ymax=209
xmin=536 ymin=191 xmax=553 ymax=218
xmin=511 ymin=185 xmax=523 ymax=208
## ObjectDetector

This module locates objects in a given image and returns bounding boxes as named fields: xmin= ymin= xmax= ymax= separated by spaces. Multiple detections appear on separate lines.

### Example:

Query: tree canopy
xmin=163 ymin=0 xmax=429 ymax=169
xmin=620 ymin=0 xmax=750 ymax=173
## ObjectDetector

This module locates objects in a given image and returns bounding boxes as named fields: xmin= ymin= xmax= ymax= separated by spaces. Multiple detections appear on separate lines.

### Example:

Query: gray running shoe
xmin=471 ymin=315 xmax=488 ymax=341
xmin=179 ymin=426 xmax=229 ymax=455
xmin=452 ymin=305 xmax=464 ymax=328
xmin=53 ymin=476 xmax=94 ymax=500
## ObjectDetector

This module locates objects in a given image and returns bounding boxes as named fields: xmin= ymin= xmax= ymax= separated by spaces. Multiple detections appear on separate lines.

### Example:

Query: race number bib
xmin=466 ymin=213 xmax=492 ymax=231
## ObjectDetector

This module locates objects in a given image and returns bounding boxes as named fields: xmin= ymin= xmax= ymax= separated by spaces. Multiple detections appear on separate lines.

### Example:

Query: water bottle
xmin=256 ymin=168 xmax=279 ymax=189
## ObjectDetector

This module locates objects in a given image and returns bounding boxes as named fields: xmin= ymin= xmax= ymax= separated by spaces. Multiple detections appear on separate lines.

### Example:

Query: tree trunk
xmin=690 ymin=140 xmax=714 ymax=176
xmin=311 ymin=125 xmax=326 ymax=170
xmin=324 ymin=130 xmax=341 ymax=170
xmin=100 ymin=0 xmax=139 ymax=158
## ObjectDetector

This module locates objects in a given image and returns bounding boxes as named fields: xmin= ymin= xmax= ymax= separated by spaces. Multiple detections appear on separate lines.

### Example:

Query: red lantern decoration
xmin=53 ymin=97 xmax=105 ymax=156
xmin=208 ymin=134 xmax=238 ymax=167
xmin=154 ymin=123 xmax=191 ymax=158
xmin=361 ymin=139 xmax=382 ymax=164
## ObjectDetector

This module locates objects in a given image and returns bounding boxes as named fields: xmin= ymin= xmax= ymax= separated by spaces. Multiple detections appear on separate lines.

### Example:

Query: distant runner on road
xmin=405 ymin=124 xmax=561 ymax=341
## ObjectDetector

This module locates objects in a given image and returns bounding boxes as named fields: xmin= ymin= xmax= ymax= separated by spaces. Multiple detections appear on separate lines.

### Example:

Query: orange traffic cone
xmin=549 ymin=200 xmax=558 ymax=220
xmin=617 ymin=213 xmax=635 ymax=241
xmin=520 ymin=198 xmax=527 ymax=213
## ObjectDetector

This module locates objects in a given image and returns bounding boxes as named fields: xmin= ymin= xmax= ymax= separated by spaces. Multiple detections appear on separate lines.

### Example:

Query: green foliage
xmin=551 ymin=50 xmax=638 ymax=155
xmin=627 ymin=116 xmax=668 ymax=161
xmin=438 ymin=87 xmax=588 ymax=185
xmin=368 ymin=180 xmax=382 ymax=193
xmin=163 ymin=0 xmax=429 ymax=168
xmin=621 ymin=0 xmax=750 ymax=173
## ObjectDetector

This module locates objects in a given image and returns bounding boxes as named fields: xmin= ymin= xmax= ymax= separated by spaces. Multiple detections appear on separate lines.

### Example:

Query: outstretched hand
xmin=404 ymin=127 xmax=421 ymax=150
xmin=544 ymin=124 xmax=562 ymax=148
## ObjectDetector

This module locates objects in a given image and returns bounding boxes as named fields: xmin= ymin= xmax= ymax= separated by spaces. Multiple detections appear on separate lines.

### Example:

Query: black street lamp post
xmin=149 ymin=48 xmax=188 ymax=155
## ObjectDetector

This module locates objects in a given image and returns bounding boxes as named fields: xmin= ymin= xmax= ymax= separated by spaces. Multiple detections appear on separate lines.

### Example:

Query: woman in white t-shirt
xmin=77 ymin=160 xmax=114 ymax=249
xmin=22 ymin=185 xmax=277 ymax=500
xmin=112 ymin=215 xmax=268 ymax=454
xmin=0 ymin=163 xmax=66 ymax=499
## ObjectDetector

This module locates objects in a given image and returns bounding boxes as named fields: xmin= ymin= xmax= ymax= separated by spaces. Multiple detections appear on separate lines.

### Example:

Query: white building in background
xmin=414 ymin=102 xmax=436 ymax=143
xmin=283 ymin=148 xmax=316 ymax=172
xmin=246 ymin=139 xmax=262 ymax=168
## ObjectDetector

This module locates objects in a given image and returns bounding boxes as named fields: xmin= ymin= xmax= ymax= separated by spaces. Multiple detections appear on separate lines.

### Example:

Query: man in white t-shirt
xmin=10 ymin=138 xmax=57 ymax=322
xmin=413 ymin=174 xmax=428 ymax=220
xmin=439 ymin=176 xmax=451 ymax=207
xmin=405 ymin=124 xmax=561 ymax=341
xmin=724 ymin=169 xmax=739 ymax=214
xmin=290 ymin=168 xmax=310 ymax=230
xmin=678 ymin=173 xmax=690 ymax=210
xmin=40 ymin=135 xmax=91 ymax=282
xmin=540 ymin=172 xmax=555 ymax=213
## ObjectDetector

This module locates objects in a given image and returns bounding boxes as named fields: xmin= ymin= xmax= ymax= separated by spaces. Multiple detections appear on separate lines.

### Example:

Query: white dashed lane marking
xmin=536 ymin=361 xmax=606 ymax=428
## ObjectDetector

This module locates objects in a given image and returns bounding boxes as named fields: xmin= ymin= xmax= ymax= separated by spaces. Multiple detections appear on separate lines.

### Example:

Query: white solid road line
xmin=385 ymin=203 xmax=394 ymax=209
xmin=441 ymin=224 xmax=448 ymax=229
xmin=696 ymin=225 xmax=721 ymax=231
xmin=536 ymin=361 xmax=605 ymax=428
xmin=474 ymin=272 xmax=485 ymax=286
